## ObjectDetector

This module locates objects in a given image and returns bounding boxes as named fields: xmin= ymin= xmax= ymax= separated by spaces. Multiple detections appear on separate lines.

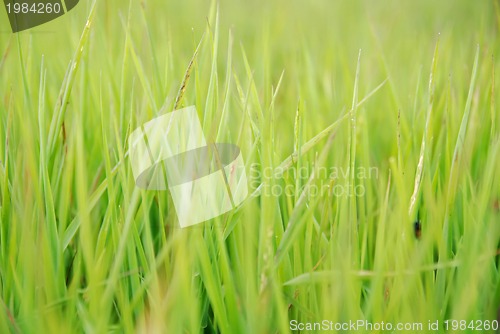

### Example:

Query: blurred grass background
xmin=0 ymin=0 xmax=499 ymax=332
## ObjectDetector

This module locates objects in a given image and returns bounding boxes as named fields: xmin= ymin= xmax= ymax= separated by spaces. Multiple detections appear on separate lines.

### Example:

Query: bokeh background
xmin=0 ymin=0 xmax=499 ymax=333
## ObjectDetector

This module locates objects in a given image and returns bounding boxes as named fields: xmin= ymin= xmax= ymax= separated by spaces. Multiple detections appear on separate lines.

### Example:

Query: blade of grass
xmin=47 ymin=0 xmax=99 ymax=155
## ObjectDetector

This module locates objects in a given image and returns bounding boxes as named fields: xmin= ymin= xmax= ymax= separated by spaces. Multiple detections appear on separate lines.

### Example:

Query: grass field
xmin=1 ymin=0 xmax=500 ymax=332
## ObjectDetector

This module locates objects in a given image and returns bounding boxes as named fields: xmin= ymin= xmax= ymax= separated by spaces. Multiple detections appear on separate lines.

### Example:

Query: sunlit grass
xmin=0 ymin=0 xmax=499 ymax=333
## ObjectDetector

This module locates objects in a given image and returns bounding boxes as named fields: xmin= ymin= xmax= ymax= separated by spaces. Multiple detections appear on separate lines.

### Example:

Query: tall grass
xmin=0 ymin=0 xmax=499 ymax=332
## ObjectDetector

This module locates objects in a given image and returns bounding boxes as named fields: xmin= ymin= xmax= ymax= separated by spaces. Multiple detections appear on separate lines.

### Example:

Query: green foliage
xmin=0 ymin=0 xmax=499 ymax=332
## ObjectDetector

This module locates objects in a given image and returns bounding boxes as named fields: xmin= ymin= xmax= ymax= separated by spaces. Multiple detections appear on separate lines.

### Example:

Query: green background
xmin=0 ymin=0 xmax=499 ymax=332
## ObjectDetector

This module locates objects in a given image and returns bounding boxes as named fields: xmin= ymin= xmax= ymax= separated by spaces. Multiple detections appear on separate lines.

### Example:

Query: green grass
xmin=0 ymin=0 xmax=499 ymax=332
